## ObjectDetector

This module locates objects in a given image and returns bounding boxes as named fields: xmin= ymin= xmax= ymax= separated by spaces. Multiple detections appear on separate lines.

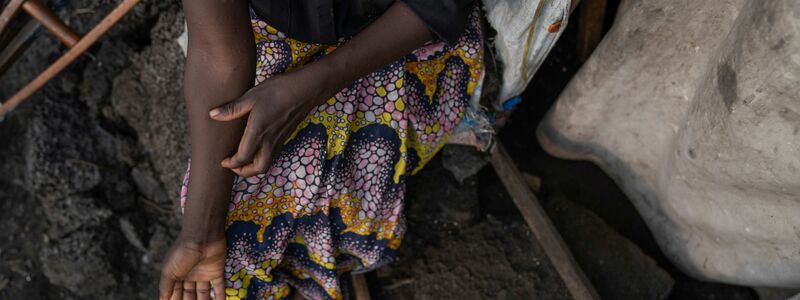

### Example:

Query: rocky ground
xmin=0 ymin=1 xmax=776 ymax=299
xmin=1 ymin=1 xmax=184 ymax=299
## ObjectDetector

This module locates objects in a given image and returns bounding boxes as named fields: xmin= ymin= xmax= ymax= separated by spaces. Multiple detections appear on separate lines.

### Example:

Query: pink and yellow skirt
xmin=181 ymin=8 xmax=483 ymax=300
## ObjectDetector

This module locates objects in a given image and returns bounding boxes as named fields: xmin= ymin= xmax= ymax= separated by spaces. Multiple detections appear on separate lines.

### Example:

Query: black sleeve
xmin=402 ymin=0 xmax=475 ymax=45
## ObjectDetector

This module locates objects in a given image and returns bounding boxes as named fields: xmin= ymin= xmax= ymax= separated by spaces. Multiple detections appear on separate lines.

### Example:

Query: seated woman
xmin=159 ymin=0 xmax=483 ymax=299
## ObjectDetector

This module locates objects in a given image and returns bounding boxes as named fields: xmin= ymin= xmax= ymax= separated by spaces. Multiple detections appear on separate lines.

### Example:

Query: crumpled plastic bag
xmin=483 ymin=0 xmax=571 ymax=109
xmin=447 ymin=0 xmax=571 ymax=151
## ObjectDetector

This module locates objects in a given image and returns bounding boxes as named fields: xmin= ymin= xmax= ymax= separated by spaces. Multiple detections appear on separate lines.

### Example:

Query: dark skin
xmin=159 ymin=1 xmax=432 ymax=299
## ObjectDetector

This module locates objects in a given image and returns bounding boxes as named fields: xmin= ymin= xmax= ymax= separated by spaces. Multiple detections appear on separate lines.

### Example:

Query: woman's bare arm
xmin=159 ymin=0 xmax=253 ymax=299
xmin=181 ymin=0 xmax=254 ymax=241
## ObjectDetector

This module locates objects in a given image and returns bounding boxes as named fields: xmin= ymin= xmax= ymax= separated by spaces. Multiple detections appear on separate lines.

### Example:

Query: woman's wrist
xmin=179 ymin=193 xmax=228 ymax=244
xmin=179 ymin=159 xmax=233 ymax=244
xmin=178 ymin=217 xmax=226 ymax=244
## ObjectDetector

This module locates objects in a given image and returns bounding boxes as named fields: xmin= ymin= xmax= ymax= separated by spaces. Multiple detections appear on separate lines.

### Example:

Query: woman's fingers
xmin=196 ymin=281 xmax=211 ymax=300
xmin=171 ymin=281 xmax=183 ymax=300
xmin=223 ymin=114 xmax=265 ymax=169
xmin=212 ymin=278 xmax=226 ymax=300
xmin=233 ymin=141 xmax=273 ymax=177
xmin=231 ymin=113 xmax=303 ymax=176
xmin=209 ymin=96 xmax=255 ymax=121
xmin=158 ymin=277 xmax=173 ymax=299
xmin=183 ymin=281 xmax=197 ymax=300
xmin=159 ymin=267 xmax=179 ymax=300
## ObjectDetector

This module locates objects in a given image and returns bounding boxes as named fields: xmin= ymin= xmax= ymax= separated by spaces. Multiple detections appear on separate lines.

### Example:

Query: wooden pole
xmin=351 ymin=273 xmax=371 ymax=300
xmin=0 ymin=0 xmax=26 ymax=35
xmin=576 ymin=0 xmax=608 ymax=61
xmin=490 ymin=142 xmax=600 ymax=300
xmin=0 ymin=19 xmax=38 ymax=75
xmin=21 ymin=0 xmax=81 ymax=48
xmin=571 ymin=0 xmax=583 ymax=13
xmin=0 ymin=0 xmax=141 ymax=117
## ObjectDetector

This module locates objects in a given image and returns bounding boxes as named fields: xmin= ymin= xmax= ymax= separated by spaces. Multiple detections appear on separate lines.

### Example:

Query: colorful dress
xmin=181 ymin=8 xmax=483 ymax=300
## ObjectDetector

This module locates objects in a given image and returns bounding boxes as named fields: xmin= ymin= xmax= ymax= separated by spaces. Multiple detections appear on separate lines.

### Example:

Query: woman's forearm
xmin=298 ymin=2 xmax=433 ymax=100
xmin=203 ymin=1 xmax=440 ymax=177
xmin=181 ymin=0 xmax=255 ymax=242
xmin=182 ymin=60 xmax=253 ymax=241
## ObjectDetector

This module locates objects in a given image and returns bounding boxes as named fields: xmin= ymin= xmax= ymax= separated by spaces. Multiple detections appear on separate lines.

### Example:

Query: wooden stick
xmin=0 ymin=0 xmax=141 ymax=117
xmin=0 ymin=0 xmax=26 ymax=35
xmin=21 ymin=0 xmax=81 ymax=47
xmin=490 ymin=142 xmax=599 ymax=300
xmin=351 ymin=273 xmax=371 ymax=300
xmin=576 ymin=0 xmax=608 ymax=61
xmin=571 ymin=0 xmax=583 ymax=13
xmin=0 ymin=19 xmax=38 ymax=76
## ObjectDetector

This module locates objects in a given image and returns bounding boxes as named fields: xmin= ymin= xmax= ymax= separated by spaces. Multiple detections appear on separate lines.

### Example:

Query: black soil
xmin=0 ymin=1 xmax=758 ymax=299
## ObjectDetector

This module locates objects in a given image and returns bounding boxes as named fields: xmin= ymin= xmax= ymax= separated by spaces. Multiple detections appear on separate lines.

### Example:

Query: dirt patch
xmin=377 ymin=158 xmax=571 ymax=300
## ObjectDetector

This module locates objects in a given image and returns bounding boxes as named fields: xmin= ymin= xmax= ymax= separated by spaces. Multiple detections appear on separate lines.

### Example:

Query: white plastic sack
xmin=483 ymin=0 xmax=571 ymax=109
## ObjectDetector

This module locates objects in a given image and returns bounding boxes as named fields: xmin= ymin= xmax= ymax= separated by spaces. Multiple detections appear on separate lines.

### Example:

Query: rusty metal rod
xmin=0 ymin=0 xmax=26 ymax=35
xmin=0 ymin=0 xmax=141 ymax=117
xmin=21 ymin=0 xmax=81 ymax=47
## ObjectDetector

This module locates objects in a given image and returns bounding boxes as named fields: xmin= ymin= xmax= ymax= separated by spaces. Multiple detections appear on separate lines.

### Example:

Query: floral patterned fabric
xmin=180 ymin=8 xmax=483 ymax=300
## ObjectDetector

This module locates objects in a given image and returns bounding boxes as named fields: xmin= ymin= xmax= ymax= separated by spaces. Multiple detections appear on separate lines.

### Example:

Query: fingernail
xmin=209 ymin=109 xmax=221 ymax=118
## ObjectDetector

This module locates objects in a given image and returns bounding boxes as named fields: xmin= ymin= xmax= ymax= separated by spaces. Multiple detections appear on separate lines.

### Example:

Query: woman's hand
xmin=159 ymin=235 xmax=226 ymax=300
xmin=209 ymin=70 xmax=333 ymax=177
xmin=208 ymin=2 xmax=432 ymax=178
